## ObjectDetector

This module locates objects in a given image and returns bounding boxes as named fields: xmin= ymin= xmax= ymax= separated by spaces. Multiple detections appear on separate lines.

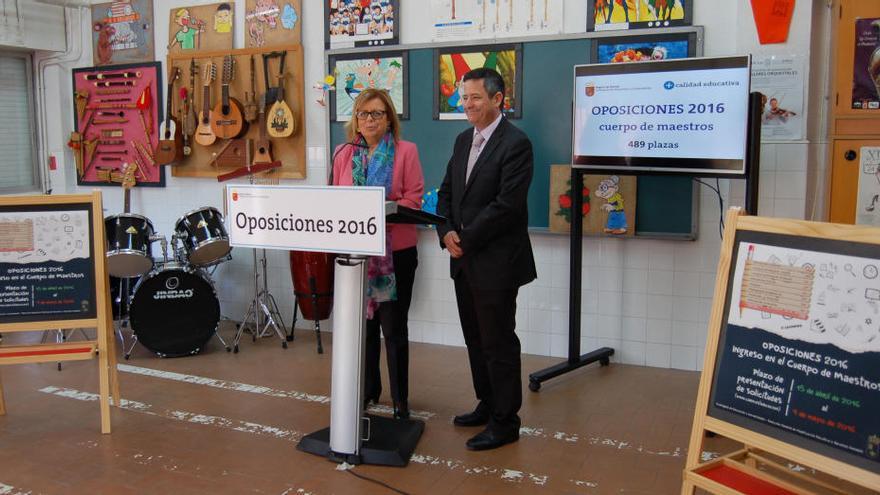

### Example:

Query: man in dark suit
xmin=437 ymin=67 xmax=537 ymax=451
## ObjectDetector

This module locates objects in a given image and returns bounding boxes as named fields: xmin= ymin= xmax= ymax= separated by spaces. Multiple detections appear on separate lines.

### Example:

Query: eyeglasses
xmin=355 ymin=110 xmax=387 ymax=120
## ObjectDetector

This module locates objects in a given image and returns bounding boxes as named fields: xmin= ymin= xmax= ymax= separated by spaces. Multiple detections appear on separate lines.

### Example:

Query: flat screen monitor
xmin=572 ymin=56 xmax=751 ymax=177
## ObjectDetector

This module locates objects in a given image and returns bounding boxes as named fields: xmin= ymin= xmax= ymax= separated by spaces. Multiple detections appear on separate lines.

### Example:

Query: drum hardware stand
xmin=288 ymin=276 xmax=325 ymax=354
xmin=42 ymin=327 xmax=92 ymax=370
xmin=232 ymin=248 xmax=288 ymax=353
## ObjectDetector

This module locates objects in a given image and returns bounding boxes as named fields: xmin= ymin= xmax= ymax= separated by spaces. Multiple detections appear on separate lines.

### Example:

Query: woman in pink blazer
xmin=332 ymin=88 xmax=424 ymax=420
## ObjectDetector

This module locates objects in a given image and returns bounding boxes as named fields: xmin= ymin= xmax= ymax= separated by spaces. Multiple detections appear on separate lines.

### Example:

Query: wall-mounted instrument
xmin=253 ymin=94 xmax=273 ymax=164
xmin=264 ymin=51 xmax=294 ymax=138
xmin=185 ymin=59 xmax=198 ymax=136
xmin=84 ymin=71 xmax=141 ymax=80
xmin=156 ymin=67 xmax=184 ymax=165
xmin=180 ymin=87 xmax=192 ymax=156
xmin=244 ymin=55 xmax=258 ymax=123
xmin=211 ymin=55 xmax=247 ymax=139
xmin=195 ymin=62 xmax=217 ymax=146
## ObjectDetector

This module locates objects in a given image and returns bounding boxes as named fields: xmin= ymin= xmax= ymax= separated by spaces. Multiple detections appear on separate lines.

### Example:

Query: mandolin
xmin=253 ymin=94 xmax=273 ymax=164
xmin=195 ymin=62 xmax=217 ymax=146
xmin=211 ymin=55 xmax=247 ymax=139
xmin=266 ymin=51 xmax=295 ymax=138
xmin=156 ymin=67 xmax=184 ymax=165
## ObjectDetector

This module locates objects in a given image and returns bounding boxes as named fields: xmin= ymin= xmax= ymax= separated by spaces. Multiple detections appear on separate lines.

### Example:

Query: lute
xmin=266 ymin=51 xmax=294 ymax=138
xmin=210 ymin=55 xmax=247 ymax=139
xmin=195 ymin=62 xmax=217 ymax=146
xmin=156 ymin=67 xmax=184 ymax=165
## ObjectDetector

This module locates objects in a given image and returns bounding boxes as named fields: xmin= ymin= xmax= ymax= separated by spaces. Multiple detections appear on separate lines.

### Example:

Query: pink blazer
xmin=332 ymin=139 xmax=425 ymax=252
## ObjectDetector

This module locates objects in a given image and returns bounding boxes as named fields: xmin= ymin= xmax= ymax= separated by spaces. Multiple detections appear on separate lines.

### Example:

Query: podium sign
xmin=226 ymin=184 xmax=386 ymax=256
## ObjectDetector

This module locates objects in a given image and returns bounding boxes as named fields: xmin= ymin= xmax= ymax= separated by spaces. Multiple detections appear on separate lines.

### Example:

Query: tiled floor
xmin=0 ymin=324 xmax=861 ymax=495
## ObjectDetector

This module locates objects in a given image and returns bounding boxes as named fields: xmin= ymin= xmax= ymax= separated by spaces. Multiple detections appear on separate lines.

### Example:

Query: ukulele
xmin=244 ymin=55 xmax=258 ymax=123
xmin=253 ymin=94 xmax=272 ymax=164
xmin=211 ymin=55 xmax=247 ymax=139
xmin=195 ymin=62 xmax=217 ymax=146
xmin=156 ymin=67 xmax=184 ymax=165
xmin=266 ymin=51 xmax=295 ymax=138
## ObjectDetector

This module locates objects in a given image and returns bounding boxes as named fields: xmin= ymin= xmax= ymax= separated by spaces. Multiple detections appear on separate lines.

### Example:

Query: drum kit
xmin=106 ymin=205 xmax=232 ymax=358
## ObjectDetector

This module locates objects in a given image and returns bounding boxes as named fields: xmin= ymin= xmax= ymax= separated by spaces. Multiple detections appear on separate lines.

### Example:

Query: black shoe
xmin=363 ymin=395 xmax=379 ymax=410
xmin=453 ymin=407 xmax=490 ymax=427
xmin=393 ymin=401 xmax=410 ymax=420
xmin=465 ymin=428 xmax=519 ymax=451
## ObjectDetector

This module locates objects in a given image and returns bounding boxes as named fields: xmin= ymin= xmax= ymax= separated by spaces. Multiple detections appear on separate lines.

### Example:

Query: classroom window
xmin=0 ymin=52 xmax=39 ymax=194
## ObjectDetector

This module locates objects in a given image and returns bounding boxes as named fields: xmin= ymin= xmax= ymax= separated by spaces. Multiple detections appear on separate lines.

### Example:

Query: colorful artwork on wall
xmin=325 ymin=0 xmax=399 ymax=49
xmin=434 ymin=43 xmax=522 ymax=120
xmin=329 ymin=51 xmax=408 ymax=122
xmin=167 ymin=2 xmax=234 ymax=55
xmin=852 ymin=18 xmax=880 ymax=111
xmin=245 ymin=0 xmax=301 ymax=48
xmin=548 ymin=165 xmax=636 ymax=236
xmin=587 ymin=0 xmax=693 ymax=32
xmin=91 ymin=0 xmax=155 ymax=66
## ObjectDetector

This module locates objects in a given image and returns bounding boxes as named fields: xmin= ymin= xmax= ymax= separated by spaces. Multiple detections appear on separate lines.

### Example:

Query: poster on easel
xmin=852 ymin=17 xmax=880 ymax=111
xmin=91 ymin=0 xmax=155 ymax=66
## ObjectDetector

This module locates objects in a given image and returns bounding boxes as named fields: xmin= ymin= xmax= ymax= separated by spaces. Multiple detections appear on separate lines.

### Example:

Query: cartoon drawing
xmin=106 ymin=0 xmax=138 ymax=49
xmin=214 ymin=3 xmax=233 ymax=33
xmin=246 ymin=0 xmax=279 ymax=47
xmin=596 ymin=175 xmax=627 ymax=234
xmin=94 ymin=22 xmax=116 ymax=65
xmin=344 ymin=73 xmax=363 ymax=99
xmin=332 ymin=54 xmax=405 ymax=120
xmin=168 ymin=8 xmax=205 ymax=50
xmin=281 ymin=3 xmax=298 ymax=29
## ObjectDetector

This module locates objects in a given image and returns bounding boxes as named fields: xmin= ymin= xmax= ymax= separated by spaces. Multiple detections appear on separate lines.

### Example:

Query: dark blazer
xmin=437 ymin=118 xmax=537 ymax=290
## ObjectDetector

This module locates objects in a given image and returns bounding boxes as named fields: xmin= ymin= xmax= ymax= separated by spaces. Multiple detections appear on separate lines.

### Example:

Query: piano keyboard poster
xmin=710 ymin=233 xmax=880 ymax=471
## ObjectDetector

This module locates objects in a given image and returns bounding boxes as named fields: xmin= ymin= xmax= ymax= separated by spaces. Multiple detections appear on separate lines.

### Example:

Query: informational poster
xmin=751 ymin=54 xmax=805 ymax=141
xmin=91 ymin=0 xmax=155 ymax=66
xmin=0 ymin=208 xmax=96 ymax=321
xmin=711 ymin=234 xmax=880 ymax=471
xmin=430 ymin=0 xmax=563 ymax=42
xmin=856 ymin=146 xmax=880 ymax=226
xmin=852 ymin=18 xmax=880 ymax=111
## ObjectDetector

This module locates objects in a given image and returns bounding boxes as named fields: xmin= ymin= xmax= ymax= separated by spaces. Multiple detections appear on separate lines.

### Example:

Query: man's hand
xmin=443 ymin=231 xmax=464 ymax=259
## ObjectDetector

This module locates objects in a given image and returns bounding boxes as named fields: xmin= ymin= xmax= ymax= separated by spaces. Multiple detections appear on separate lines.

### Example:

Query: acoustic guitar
xmin=266 ymin=51 xmax=295 ymax=138
xmin=211 ymin=55 xmax=247 ymax=139
xmin=253 ymin=94 xmax=273 ymax=164
xmin=195 ymin=62 xmax=217 ymax=146
xmin=156 ymin=67 xmax=184 ymax=165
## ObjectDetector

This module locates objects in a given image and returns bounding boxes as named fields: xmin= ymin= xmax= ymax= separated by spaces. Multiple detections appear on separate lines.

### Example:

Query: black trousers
xmin=364 ymin=246 xmax=418 ymax=405
xmin=453 ymin=271 xmax=522 ymax=435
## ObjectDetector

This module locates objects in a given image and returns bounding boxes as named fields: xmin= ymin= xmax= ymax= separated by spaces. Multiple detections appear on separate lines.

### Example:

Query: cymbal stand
xmin=120 ymin=233 xmax=167 ymax=359
xmin=232 ymin=248 xmax=288 ymax=353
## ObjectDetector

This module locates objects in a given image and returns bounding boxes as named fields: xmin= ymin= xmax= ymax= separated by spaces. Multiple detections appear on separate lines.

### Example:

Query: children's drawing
xmin=329 ymin=52 xmax=407 ymax=121
xmin=91 ymin=0 xmax=154 ymax=65
xmin=596 ymin=176 xmax=627 ymax=234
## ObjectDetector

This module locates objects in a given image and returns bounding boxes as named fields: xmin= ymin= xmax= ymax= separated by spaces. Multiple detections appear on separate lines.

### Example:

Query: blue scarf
xmin=352 ymin=133 xmax=396 ymax=318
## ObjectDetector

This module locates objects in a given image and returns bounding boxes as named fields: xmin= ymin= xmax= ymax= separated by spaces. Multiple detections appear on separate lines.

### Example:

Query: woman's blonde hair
xmin=345 ymin=88 xmax=401 ymax=143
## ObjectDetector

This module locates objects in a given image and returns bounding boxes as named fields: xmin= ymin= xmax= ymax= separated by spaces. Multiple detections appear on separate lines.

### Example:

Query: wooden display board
xmin=0 ymin=192 xmax=120 ymax=434
xmin=167 ymin=44 xmax=305 ymax=179
xmin=682 ymin=208 xmax=880 ymax=494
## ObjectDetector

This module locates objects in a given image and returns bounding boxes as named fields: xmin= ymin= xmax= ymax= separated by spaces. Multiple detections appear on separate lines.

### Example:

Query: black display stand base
xmin=528 ymin=347 xmax=614 ymax=391
xmin=297 ymin=414 xmax=425 ymax=467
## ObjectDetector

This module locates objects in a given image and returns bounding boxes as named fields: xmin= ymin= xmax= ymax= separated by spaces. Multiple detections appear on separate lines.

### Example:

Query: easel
xmin=0 ymin=192 xmax=120 ymax=433
xmin=682 ymin=208 xmax=880 ymax=494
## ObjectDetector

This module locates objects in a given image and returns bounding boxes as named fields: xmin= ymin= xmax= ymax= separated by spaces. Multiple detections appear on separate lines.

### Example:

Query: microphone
xmin=328 ymin=139 xmax=369 ymax=185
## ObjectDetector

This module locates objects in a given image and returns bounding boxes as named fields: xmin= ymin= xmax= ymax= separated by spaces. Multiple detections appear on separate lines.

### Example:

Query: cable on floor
xmin=344 ymin=465 xmax=412 ymax=495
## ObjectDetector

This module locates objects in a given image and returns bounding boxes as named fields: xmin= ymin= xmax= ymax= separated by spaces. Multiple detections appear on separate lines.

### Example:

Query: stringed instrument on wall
xmin=156 ymin=67 xmax=184 ymax=165
xmin=121 ymin=161 xmax=137 ymax=213
xmin=265 ymin=51 xmax=295 ymax=138
xmin=253 ymin=94 xmax=273 ymax=164
xmin=211 ymin=55 xmax=247 ymax=139
xmin=244 ymin=55 xmax=258 ymax=123
xmin=195 ymin=62 xmax=217 ymax=146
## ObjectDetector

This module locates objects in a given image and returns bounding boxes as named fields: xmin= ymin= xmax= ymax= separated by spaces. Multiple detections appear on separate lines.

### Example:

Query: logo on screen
xmin=232 ymin=192 xmax=239 ymax=201
xmin=663 ymin=81 xmax=674 ymax=90
xmin=585 ymin=82 xmax=596 ymax=97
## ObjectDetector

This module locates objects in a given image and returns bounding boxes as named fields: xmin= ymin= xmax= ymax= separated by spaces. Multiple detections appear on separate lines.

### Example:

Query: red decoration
xmin=750 ymin=0 xmax=795 ymax=44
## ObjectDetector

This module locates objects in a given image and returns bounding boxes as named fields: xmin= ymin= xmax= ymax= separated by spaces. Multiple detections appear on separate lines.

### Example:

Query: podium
xmin=297 ymin=202 xmax=445 ymax=466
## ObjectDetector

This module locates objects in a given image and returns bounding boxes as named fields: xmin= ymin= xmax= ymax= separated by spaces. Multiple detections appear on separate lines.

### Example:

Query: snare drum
xmin=105 ymin=213 xmax=155 ymax=278
xmin=174 ymin=207 xmax=231 ymax=266
xmin=129 ymin=263 xmax=220 ymax=357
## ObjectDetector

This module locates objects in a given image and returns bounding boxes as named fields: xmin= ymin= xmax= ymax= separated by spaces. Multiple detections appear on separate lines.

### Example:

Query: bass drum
xmin=129 ymin=263 xmax=220 ymax=357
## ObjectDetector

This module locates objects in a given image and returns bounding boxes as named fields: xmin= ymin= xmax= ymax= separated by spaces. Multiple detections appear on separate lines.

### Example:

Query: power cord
xmin=345 ymin=467 xmax=412 ymax=495
xmin=693 ymin=178 xmax=725 ymax=240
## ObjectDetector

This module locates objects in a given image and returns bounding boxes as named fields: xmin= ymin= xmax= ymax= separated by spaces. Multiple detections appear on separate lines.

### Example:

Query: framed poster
xmin=71 ymin=61 xmax=165 ymax=187
xmin=325 ymin=0 xmax=399 ymax=50
xmin=433 ymin=43 xmax=522 ymax=120
xmin=852 ymin=17 xmax=880 ymax=110
xmin=548 ymin=165 xmax=636 ymax=236
xmin=751 ymin=54 xmax=806 ymax=141
xmin=593 ymin=31 xmax=695 ymax=63
xmin=167 ymin=2 xmax=234 ymax=54
xmin=428 ymin=0 xmax=564 ymax=42
xmin=245 ymin=0 xmax=301 ymax=48
xmin=329 ymin=51 xmax=408 ymax=122
xmin=587 ymin=0 xmax=693 ymax=32
xmin=91 ymin=0 xmax=155 ymax=66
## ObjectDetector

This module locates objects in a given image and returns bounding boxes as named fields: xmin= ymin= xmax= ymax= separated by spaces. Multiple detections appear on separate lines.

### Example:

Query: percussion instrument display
xmin=290 ymin=251 xmax=335 ymax=321
xmin=175 ymin=206 xmax=232 ymax=266
xmin=128 ymin=263 xmax=220 ymax=357
xmin=105 ymin=213 xmax=155 ymax=278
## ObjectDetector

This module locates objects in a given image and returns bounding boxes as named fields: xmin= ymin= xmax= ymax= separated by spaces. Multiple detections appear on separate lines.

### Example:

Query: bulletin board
xmin=682 ymin=208 xmax=880 ymax=493
xmin=167 ymin=44 xmax=305 ymax=179
xmin=328 ymin=27 xmax=702 ymax=235
xmin=71 ymin=61 xmax=165 ymax=187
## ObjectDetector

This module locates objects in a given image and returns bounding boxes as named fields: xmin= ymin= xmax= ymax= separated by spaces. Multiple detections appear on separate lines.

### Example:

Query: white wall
xmin=0 ymin=0 xmax=66 ymax=51
xmin=38 ymin=0 xmax=825 ymax=371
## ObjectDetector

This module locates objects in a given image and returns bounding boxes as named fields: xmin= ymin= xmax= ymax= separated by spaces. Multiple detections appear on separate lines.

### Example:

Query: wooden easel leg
xmin=680 ymin=480 xmax=696 ymax=495
xmin=0 ymin=368 xmax=6 ymax=416
xmin=98 ymin=343 xmax=111 ymax=434
xmin=108 ymin=324 xmax=121 ymax=406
